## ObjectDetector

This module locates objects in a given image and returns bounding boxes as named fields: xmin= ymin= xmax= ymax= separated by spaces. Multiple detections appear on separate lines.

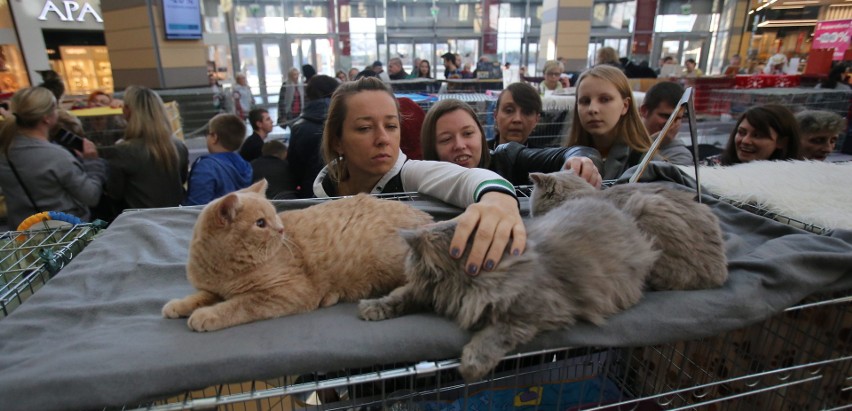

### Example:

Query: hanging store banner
xmin=813 ymin=19 xmax=852 ymax=61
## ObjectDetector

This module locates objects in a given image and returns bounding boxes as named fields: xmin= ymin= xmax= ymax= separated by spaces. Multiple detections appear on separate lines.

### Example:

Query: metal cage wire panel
xmin=0 ymin=221 xmax=104 ymax=317
xmin=116 ymin=291 xmax=850 ymax=410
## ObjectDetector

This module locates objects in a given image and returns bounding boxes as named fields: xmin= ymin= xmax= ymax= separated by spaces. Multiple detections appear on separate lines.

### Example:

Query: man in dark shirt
xmin=239 ymin=108 xmax=273 ymax=162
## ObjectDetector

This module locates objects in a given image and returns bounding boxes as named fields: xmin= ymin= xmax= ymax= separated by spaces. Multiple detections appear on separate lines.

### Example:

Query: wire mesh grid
xmin=708 ymin=88 xmax=852 ymax=119
xmin=113 ymin=288 xmax=850 ymax=411
xmin=0 ymin=221 xmax=104 ymax=318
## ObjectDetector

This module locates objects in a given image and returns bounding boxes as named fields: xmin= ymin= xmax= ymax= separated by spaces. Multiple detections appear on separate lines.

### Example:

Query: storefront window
xmin=0 ymin=45 xmax=29 ymax=93
xmin=56 ymin=46 xmax=113 ymax=95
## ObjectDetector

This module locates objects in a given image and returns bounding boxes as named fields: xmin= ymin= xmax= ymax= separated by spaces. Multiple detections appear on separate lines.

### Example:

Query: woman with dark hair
xmin=410 ymin=59 xmax=432 ymax=79
xmin=817 ymin=63 xmax=851 ymax=91
xmin=0 ymin=87 xmax=106 ymax=228
xmin=421 ymin=98 xmax=601 ymax=186
xmin=709 ymin=104 xmax=801 ymax=166
xmin=316 ymin=77 xmax=525 ymax=276
xmin=493 ymin=82 xmax=542 ymax=146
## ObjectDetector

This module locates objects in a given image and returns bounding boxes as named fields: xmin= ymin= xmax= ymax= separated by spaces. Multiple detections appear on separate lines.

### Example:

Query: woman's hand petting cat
xmin=563 ymin=157 xmax=602 ymax=189
xmin=450 ymin=191 xmax=526 ymax=276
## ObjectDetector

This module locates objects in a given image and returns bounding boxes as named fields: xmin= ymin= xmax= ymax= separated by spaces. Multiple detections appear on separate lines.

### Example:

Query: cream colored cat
xmin=163 ymin=180 xmax=434 ymax=332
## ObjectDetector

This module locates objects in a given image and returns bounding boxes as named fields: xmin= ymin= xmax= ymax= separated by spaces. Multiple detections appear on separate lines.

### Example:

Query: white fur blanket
xmin=678 ymin=161 xmax=852 ymax=231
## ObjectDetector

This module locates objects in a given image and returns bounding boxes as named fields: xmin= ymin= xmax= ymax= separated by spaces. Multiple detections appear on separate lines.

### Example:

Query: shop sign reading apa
xmin=38 ymin=1 xmax=104 ymax=23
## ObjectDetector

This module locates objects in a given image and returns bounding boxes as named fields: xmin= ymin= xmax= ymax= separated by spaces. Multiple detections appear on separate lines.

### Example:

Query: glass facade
xmin=202 ymin=0 xmax=544 ymax=104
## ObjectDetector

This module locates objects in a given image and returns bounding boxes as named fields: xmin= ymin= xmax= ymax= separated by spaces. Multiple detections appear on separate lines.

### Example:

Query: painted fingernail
xmin=467 ymin=264 xmax=478 ymax=275
xmin=512 ymin=249 xmax=520 ymax=256
xmin=484 ymin=260 xmax=495 ymax=271
xmin=451 ymin=247 xmax=461 ymax=258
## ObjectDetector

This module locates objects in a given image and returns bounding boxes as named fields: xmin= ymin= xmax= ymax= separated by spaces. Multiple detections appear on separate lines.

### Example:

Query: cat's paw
xmin=358 ymin=298 xmax=395 ymax=321
xmin=162 ymin=298 xmax=194 ymax=318
xmin=187 ymin=307 xmax=228 ymax=332
xmin=459 ymin=344 xmax=501 ymax=383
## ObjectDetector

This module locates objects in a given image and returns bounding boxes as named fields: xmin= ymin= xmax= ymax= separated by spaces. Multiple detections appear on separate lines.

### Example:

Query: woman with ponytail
xmin=0 ymin=87 xmax=106 ymax=229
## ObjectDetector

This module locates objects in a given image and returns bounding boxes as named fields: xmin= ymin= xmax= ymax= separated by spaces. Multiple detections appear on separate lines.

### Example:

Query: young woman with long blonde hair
xmin=565 ymin=65 xmax=653 ymax=180
xmin=100 ymin=85 xmax=188 ymax=215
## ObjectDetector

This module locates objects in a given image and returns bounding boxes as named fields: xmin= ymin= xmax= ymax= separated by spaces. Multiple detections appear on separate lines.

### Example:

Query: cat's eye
xmin=256 ymin=218 xmax=266 ymax=228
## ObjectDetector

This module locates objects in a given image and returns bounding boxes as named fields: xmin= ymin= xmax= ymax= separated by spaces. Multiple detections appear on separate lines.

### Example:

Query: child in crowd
xmin=184 ymin=114 xmax=253 ymax=206
xmin=251 ymin=140 xmax=297 ymax=199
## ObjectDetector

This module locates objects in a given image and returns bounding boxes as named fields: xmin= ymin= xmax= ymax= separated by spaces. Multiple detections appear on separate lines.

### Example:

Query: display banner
xmin=813 ymin=19 xmax=852 ymax=61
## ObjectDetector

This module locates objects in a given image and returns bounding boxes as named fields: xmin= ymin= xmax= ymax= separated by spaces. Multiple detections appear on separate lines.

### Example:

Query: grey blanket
xmin=0 ymin=190 xmax=851 ymax=411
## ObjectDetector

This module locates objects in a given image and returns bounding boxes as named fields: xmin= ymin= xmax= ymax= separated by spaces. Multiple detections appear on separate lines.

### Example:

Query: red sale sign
xmin=813 ymin=19 xmax=852 ymax=60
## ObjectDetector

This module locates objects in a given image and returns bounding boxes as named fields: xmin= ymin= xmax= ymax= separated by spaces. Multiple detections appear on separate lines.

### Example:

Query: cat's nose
xmin=277 ymin=227 xmax=285 ymax=235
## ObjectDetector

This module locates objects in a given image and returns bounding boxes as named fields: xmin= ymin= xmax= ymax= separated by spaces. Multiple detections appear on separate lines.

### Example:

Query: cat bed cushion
xmin=0 ymin=194 xmax=851 ymax=411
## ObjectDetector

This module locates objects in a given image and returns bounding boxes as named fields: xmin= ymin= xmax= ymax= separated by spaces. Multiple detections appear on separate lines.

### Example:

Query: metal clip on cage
xmin=628 ymin=87 xmax=702 ymax=202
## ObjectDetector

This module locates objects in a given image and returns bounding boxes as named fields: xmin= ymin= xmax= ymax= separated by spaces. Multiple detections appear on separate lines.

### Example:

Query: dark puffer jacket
xmin=288 ymin=98 xmax=330 ymax=198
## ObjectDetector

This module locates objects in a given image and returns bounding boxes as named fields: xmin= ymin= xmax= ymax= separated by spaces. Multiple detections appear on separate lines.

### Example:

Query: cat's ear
xmin=529 ymin=172 xmax=545 ymax=186
xmin=245 ymin=179 xmax=268 ymax=195
xmin=398 ymin=228 xmax=422 ymax=249
xmin=530 ymin=172 xmax=554 ymax=191
xmin=216 ymin=194 xmax=241 ymax=225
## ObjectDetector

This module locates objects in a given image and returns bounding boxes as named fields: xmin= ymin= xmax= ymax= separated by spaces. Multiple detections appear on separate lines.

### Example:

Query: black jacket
xmin=288 ymin=98 xmax=330 ymax=198
xmin=251 ymin=156 xmax=297 ymax=199
xmin=488 ymin=142 xmax=603 ymax=185
xmin=239 ymin=132 xmax=263 ymax=163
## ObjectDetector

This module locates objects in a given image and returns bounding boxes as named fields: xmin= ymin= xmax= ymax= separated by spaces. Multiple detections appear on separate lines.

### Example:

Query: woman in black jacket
xmin=287 ymin=75 xmax=340 ymax=198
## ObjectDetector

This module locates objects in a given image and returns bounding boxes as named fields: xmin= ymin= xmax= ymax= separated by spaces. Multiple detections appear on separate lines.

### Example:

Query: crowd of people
xmin=0 ymin=59 xmax=845 ymax=247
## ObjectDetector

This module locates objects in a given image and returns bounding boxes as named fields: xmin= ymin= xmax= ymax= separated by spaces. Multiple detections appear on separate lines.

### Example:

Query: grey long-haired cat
xmin=529 ymin=171 xmax=727 ymax=291
xmin=162 ymin=180 xmax=433 ymax=332
xmin=358 ymin=196 xmax=660 ymax=382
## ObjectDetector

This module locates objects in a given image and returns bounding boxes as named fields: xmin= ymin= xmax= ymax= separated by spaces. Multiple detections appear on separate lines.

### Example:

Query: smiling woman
xmin=714 ymin=105 xmax=801 ymax=166
xmin=315 ymin=77 xmax=526 ymax=277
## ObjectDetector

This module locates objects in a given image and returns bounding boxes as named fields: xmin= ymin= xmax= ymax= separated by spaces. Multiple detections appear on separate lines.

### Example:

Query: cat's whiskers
xmin=279 ymin=235 xmax=298 ymax=259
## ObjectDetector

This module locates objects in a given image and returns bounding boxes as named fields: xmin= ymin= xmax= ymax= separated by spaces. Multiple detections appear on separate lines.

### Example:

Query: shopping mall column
xmin=101 ymin=0 xmax=207 ymax=89
xmin=538 ymin=0 xmax=592 ymax=75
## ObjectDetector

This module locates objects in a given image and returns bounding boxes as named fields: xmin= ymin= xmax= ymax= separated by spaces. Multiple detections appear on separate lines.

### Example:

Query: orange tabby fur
xmin=162 ymin=180 xmax=433 ymax=332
